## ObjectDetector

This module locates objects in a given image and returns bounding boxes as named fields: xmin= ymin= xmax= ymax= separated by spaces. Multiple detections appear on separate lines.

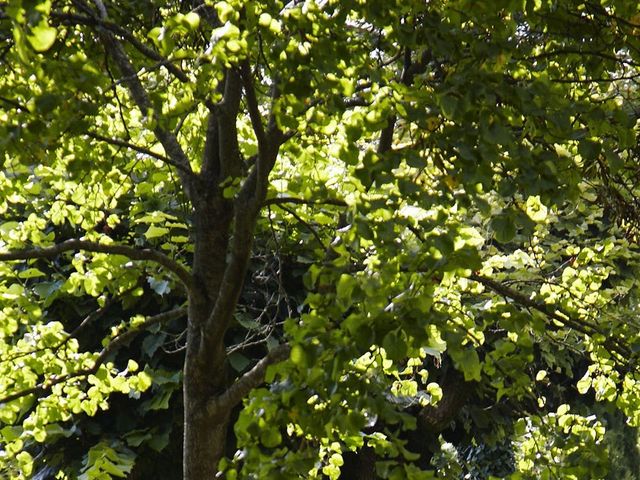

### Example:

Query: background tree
xmin=1 ymin=0 xmax=640 ymax=479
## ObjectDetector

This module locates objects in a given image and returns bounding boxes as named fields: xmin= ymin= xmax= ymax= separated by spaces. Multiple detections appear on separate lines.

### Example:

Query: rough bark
xmin=182 ymin=199 xmax=233 ymax=480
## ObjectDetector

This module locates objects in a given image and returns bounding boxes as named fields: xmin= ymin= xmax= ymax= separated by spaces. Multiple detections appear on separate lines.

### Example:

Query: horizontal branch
xmin=0 ymin=95 xmax=28 ymax=112
xmin=526 ymin=48 xmax=639 ymax=67
xmin=206 ymin=343 xmax=290 ymax=416
xmin=262 ymin=196 xmax=347 ymax=208
xmin=0 ymin=239 xmax=194 ymax=291
xmin=0 ymin=307 xmax=187 ymax=404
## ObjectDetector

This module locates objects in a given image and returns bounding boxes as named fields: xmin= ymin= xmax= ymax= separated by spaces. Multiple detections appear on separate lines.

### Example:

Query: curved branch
xmin=206 ymin=343 xmax=290 ymax=416
xmin=0 ymin=307 xmax=187 ymax=404
xmin=0 ymin=239 xmax=194 ymax=291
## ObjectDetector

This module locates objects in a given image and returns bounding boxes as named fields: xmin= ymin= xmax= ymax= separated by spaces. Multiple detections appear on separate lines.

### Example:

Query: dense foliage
xmin=1 ymin=0 xmax=640 ymax=478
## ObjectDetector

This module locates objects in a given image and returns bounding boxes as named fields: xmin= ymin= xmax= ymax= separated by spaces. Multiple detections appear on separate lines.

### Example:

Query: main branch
xmin=0 ymin=239 xmax=194 ymax=290
xmin=240 ymin=60 xmax=266 ymax=149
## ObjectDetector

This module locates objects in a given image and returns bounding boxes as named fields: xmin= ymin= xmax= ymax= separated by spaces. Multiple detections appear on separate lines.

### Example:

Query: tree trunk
xmin=183 ymin=201 xmax=234 ymax=480
xmin=183 ymin=340 xmax=230 ymax=479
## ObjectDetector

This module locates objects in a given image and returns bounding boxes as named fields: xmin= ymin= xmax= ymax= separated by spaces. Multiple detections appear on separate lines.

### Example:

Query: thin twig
xmin=275 ymin=203 xmax=327 ymax=250
xmin=85 ymin=131 xmax=189 ymax=171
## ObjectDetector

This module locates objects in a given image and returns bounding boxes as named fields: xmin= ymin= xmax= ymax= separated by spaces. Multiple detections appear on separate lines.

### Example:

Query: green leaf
xmin=438 ymin=94 xmax=459 ymax=120
xmin=260 ymin=428 xmax=282 ymax=448
xmin=576 ymin=374 xmax=592 ymax=394
xmin=290 ymin=344 xmax=308 ymax=367
xmin=182 ymin=12 xmax=200 ymax=29
xmin=451 ymin=347 xmax=482 ymax=382
xmin=336 ymin=273 xmax=357 ymax=309
xmin=27 ymin=23 xmax=57 ymax=52
xmin=17 ymin=268 xmax=45 ymax=279
xmin=525 ymin=195 xmax=548 ymax=223
xmin=383 ymin=330 xmax=407 ymax=362
xmin=491 ymin=214 xmax=516 ymax=243
xmin=229 ymin=352 xmax=251 ymax=372
xmin=144 ymin=225 xmax=170 ymax=239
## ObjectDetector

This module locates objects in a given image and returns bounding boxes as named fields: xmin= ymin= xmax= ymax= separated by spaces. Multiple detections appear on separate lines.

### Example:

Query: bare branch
xmin=274 ymin=203 xmax=327 ymax=250
xmin=206 ymin=343 xmax=290 ymax=416
xmin=0 ymin=239 xmax=194 ymax=291
xmin=0 ymin=95 xmax=28 ymax=112
xmin=0 ymin=307 xmax=187 ymax=404
xmin=377 ymin=115 xmax=396 ymax=154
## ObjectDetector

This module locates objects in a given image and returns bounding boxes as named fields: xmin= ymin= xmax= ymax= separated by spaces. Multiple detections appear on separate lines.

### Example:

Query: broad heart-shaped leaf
xmin=437 ymin=93 xmax=459 ymax=120
xmin=383 ymin=330 xmax=407 ymax=362
xmin=228 ymin=352 xmax=251 ymax=372
xmin=491 ymin=214 xmax=516 ymax=243
xmin=144 ymin=225 xmax=169 ymax=239
xmin=260 ymin=428 xmax=282 ymax=448
xmin=450 ymin=347 xmax=482 ymax=382
xmin=27 ymin=23 xmax=57 ymax=52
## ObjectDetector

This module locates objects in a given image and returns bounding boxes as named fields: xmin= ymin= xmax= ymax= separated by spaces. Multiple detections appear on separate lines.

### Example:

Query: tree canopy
xmin=1 ymin=0 xmax=640 ymax=478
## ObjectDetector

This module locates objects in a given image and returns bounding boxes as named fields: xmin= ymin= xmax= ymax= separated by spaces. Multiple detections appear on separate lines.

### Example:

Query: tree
xmin=1 ymin=0 xmax=640 ymax=478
